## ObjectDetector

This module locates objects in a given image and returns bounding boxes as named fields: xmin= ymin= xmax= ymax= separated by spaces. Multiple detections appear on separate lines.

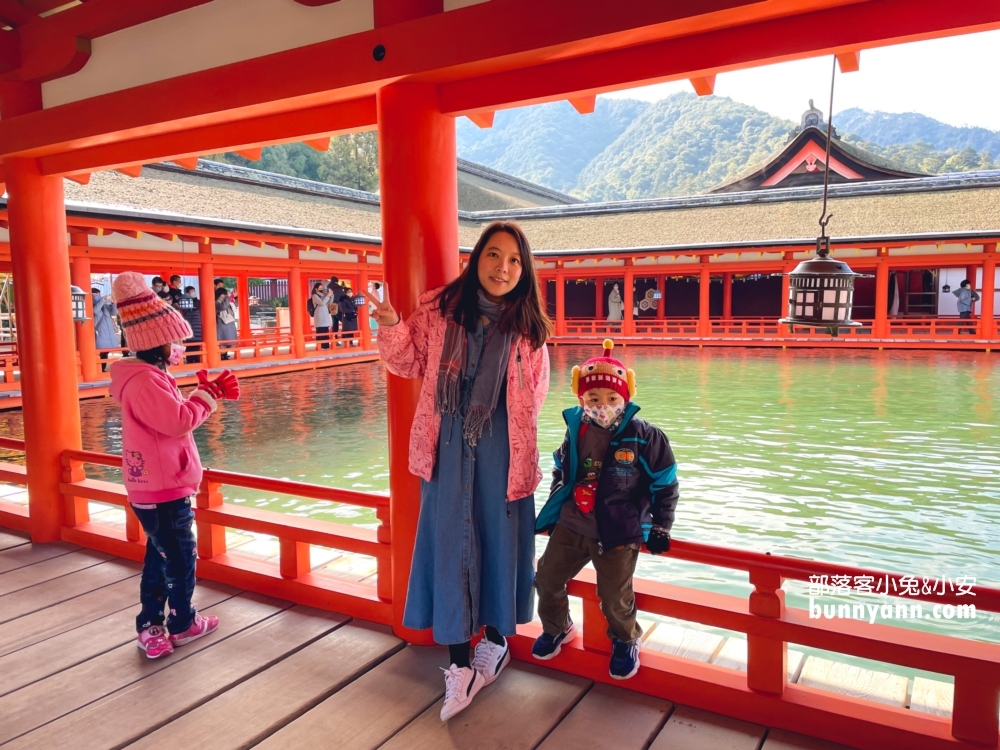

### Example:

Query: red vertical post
xmin=555 ymin=265 xmax=566 ymax=336
xmin=980 ymin=245 xmax=996 ymax=339
xmin=358 ymin=253 xmax=372 ymax=349
xmin=236 ymin=273 xmax=252 ymax=341
xmin=69 ymin=240 xmax=100 ymax=383
xmin=197 ymin=241 xmax=221 ymax=368
xmin=595 ymin=277 xmax=603 ymax=320
xmin=747 ymin=568 xmax=788 ymax=695
xmin=722 ymin=272 xmax=733 ymax=321
xmin=874 ymin=251 xmax=890 ymax=337
xmin=623 ymin=260 xmax=635 ymax=337
xmin=966 ymin=264 xmax=979 ymax=316
xmin=698 ymin=256 xmax=711 ymax=337
xmin=780 ymin=252 xmax=794 ymax=335
xmin=656 ymin=274 xmax=666 ymax=320
xmin=5 ymin=158 xmax=84 ymax=542
xmin=288 ymin=248 xmax=307 ymax=358
xmin=378 ymin=82 xmax=459 ymax=644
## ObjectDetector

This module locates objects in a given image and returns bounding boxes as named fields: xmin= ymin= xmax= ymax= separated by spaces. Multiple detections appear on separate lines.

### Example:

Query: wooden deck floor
xmin=0 ymin=530 xmax=854 ymax=750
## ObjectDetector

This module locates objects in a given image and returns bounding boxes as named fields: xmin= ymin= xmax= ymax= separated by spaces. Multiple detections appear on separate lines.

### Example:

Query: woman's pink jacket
xmin=377 ymin=289 xmax=550 ymax=501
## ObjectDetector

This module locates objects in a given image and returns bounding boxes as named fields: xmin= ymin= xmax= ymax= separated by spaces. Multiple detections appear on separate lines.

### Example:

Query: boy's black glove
xmin=646 ymin=526 xmax=671 ymax=555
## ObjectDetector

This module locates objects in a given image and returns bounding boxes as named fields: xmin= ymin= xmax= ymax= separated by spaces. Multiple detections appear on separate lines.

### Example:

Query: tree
xmin=318 ymin=132 xmax=379 ymax=191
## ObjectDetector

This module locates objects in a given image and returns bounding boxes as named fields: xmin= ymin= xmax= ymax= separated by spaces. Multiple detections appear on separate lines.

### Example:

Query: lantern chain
xmin=817 ymin=56 xmax=837 ymax=258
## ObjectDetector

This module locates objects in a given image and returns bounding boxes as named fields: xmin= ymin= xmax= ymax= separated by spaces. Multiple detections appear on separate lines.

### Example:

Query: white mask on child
xmin=584 ymin=402 xmax=625 ymax=429
xmin=167 ymin=343 xmax=186 ymax=366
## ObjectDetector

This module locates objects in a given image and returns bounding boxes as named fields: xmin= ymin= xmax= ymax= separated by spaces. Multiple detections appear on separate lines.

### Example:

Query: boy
xmin=533 ymin=339 xmax=678 ymax=680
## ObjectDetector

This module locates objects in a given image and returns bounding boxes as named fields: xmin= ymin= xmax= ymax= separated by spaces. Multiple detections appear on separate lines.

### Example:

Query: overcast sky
xmin=602 ymin=29 xmax=1000 ymax=131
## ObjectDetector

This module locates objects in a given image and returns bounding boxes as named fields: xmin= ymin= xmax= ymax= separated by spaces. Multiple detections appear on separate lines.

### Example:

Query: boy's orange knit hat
xmin=571 ymin=339 xmax=636 ymax=402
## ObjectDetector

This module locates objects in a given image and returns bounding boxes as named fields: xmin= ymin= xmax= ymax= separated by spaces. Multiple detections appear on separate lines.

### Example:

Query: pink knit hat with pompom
xmin=112 ymin=272 xmax=192 ymax=352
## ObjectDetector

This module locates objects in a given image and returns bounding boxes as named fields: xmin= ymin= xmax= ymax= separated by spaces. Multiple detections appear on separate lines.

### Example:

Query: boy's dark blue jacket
xmin=535 ymin=403 xmax=679 ymax=549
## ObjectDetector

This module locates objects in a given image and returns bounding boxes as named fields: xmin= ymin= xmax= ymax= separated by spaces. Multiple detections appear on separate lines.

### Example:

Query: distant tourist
xmin=607 ymin=283 xmax=624 ymax=321
xmin=181 ymin=286 xmax=203 ymax=363
xmin=328 ymin=277 xmax=345 ymax=338
xmin=92 ymin=287 xmax=118 ymax=372
xmin=166 ymin=275 xmax=184 ymax=307
xmin=532 ymin=339 xmax=678 ymax=681
xmin=108 ymin=272 xmax=241 ymax=659
xmin=151 ymin=277 xmax=169 ymax=300
xmin=953 ymin=279 xmax=980 ymax=334
xmin=338 ymin=287 xmax=359 ymax=345
xmin=366 ymin=221 xmax=552 ymax=722
xmin=310 ymin=282 xmax=334 ymax=349
xmin=216 ymin=288 xmax=238 ymax=360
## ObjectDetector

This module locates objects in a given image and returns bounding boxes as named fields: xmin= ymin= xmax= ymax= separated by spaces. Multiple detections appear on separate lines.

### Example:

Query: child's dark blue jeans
xmin=130 ymin=497 xmax=198 ymax=634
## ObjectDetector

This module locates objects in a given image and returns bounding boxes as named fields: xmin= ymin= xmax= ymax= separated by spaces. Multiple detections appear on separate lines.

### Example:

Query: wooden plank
xmin=797 ymin=656 xmax=909 ymax=708
xmin=0 ymin=593 xmax=290 ymax=745
xmin=0 ymin=559 xmax=139 ymax=625
xmin=643 ymin=623 xmax=725 ymax=662
xmin=0 ymin=550 xmax=113 ymax=596
xmin=649 ymin=705 xmax=765 ymax=750
xmin=537 ymin=683 xmax=672 ymax=750
xmin=0 ymin=542 xmax=79 ymax=574
xmin=909 ymin=676 xmax=954 ymax=717
xmin=0 ymin=575 xmax=140 ymax=657
xmin=7 ymin=604 xmax=346 ymax=750
xmin=380 ymin=661 xmax=591 ymax=750
xmin=763 ymin=727 xmax=856 ymax=749
xmin=712 ymin=637 xmax=806 ymax=681
xmin=0 ymin=530 xmax=29 ymax=550
xmin=127 ymin=622 xmax=402 ymax=749
xmin=0 ymin=582 xmax=239 ymax=698
xmin=256 ymin=646 xmax=446 ymax=750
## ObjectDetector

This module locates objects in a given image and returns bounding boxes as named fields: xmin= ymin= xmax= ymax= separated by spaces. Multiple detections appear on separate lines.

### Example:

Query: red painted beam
xmin=0 ymin=0 xmax=37 ymax=28
xmin=373 ymin=0 xmax=442 ymax=27
xmin=438 ymin=0 xmax=1000 ymax=115
xmin=13 ymin=0 xmax=214 ymax=82
xmin=37 ymin=97 xmax=376 ymax=177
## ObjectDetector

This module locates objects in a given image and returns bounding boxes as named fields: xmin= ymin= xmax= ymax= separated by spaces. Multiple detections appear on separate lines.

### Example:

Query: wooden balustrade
xmin=0 ymin=435 xmax=28 ymax=531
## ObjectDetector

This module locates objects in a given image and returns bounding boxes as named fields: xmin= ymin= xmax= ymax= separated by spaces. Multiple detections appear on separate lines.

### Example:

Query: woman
xmin=215 ymin=288 xmax=238 ymax=361
xmin=606 ymin=283 xmax=624 ymax=321
xmin=92 ymin=287 xmax=118 ymax=372
xmin=311 ymin=282 xmax=333 ymax=349
xmin=338 ymin=288 xmax=359 ymax=346
xmin=366 ymin=222 xmax=551 ymax=722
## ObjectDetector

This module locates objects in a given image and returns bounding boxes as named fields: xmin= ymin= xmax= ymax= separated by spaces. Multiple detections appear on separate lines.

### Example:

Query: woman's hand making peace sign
xmin=362 ymin=284 xmax=400 ymax=327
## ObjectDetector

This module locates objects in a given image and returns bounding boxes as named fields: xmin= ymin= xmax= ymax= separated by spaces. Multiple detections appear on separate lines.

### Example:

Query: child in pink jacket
xmin=109 ymin=273 xmax=241 ymax=659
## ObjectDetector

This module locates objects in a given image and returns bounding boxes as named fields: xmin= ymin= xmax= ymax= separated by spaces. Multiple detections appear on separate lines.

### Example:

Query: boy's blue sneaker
xmin=531 ymin=619 xmax=576 ymax=660
xmin=609 ymin=637 xmax=641 ymax=680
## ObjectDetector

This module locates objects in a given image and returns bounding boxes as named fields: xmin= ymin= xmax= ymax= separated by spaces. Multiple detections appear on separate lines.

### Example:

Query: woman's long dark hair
xmin=437 ymin=222 xmax=552 ymax=350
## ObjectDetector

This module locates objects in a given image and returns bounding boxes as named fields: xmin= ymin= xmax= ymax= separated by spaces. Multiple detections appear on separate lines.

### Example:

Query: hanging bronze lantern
xmin=779 ymin=237 xmax=867 ymax=335
xmin=70 ymin=285 xmax=89 ymax=322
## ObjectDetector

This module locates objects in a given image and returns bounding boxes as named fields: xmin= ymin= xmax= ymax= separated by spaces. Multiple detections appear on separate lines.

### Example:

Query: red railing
xmin=57 ymin=448 xmax=392 ymax=624
xmin=0 ymin=435 xmax=27 ymax=532
xmin=1 ymin=444 xmax=997 ymax=748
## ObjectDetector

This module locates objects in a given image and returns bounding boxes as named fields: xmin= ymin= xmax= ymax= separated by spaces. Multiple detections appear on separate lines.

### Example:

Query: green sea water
xmin=1 ymin=346 xmax=997 ymax=648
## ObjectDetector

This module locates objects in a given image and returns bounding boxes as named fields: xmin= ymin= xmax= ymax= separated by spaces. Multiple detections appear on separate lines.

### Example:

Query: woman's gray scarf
xmin=436 ymin=292 xmax=513 ymax=446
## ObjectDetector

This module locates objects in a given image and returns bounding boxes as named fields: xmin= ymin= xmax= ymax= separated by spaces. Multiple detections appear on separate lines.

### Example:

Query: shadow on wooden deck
xmin=0 ymin=530 xmax=852 ymax=750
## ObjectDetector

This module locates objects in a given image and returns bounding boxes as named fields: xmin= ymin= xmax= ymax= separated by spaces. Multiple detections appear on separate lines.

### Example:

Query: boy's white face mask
xmin=583 ymin=402 xmax=625 ymax=429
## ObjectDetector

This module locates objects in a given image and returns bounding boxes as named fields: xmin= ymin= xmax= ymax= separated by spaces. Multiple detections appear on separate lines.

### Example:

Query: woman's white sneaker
xmin=472 ymin=637 xmax=510 ymax=686
xmin=440 ymin=664 xmax=486 ymax=721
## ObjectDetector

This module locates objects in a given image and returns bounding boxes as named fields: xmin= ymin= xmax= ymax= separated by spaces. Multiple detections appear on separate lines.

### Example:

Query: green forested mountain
xmin=205 ymin=94 xmax=1000 ymax=201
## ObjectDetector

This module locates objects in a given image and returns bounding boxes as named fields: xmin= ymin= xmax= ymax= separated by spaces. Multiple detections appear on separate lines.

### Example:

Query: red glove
xmin=196 ymin=369 xmax=241 ymax=401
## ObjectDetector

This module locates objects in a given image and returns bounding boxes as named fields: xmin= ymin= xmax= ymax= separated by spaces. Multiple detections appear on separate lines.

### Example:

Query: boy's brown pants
xmin=535 ymin=523 xmax=643 ymax=642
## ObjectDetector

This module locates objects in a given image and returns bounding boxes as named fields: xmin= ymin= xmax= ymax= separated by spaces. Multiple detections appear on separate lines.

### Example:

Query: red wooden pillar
xmin=197 ymin=241 xmax=221 ymax=368
xmin=69 ymin=238 xmax=100 ymax=383
xmin=555 ymin=265 xmax=566 ymax=336
xmin=378 ymin=82 xmax=459 ymax=644
xmin=874 ymin=251 xmax=890 ymax=337
xmin=236 ymin=273 xmax=252 ymax=341
xmin=288 ymin=248 xmax=306 ymax=359
xmin=698 ymin=256 xmax=711 ymax=337
xmin=595 ymin=278 xmax=603 ymax=319
xmin=780 ymin=252 xmax=794 ymax=333
xmin=722 ymin=272 xmax=733 ymax=321
xmin=623 ymin=260 xmax=635 ymax=336
xmin=6 ymin=158 xmax=84 ymax=542
xmin=980 ymin=244 xmax=996 ymax=339
xmin=358 ymin=253 xmax=372 ymax=349
xmin=656 ymin=274 xmax=666 ymax=320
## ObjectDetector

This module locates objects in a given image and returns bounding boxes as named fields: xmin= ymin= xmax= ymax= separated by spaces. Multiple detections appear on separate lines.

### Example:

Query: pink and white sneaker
xmin=169 ymin=613 xmax=219 ymax=646
xmin=137 ymin=626 xmax=174 ymax=659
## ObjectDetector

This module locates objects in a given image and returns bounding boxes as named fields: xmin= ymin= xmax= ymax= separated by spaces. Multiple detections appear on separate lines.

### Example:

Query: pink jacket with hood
xmin=109 ymin=358 xmax=217 ymax=504
xmin=378 ymin=288 xmax=550 ymax=501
